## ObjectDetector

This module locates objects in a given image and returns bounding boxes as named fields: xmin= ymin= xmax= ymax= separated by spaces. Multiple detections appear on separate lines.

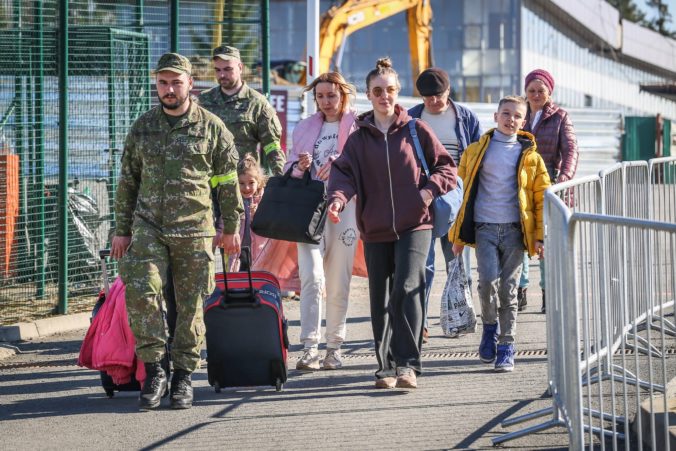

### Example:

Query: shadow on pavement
xmin=0 ymin=368 xmax=97 ymax=395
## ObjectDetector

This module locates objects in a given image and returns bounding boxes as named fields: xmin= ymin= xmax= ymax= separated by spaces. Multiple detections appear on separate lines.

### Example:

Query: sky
xmin=639 ymin=0 xmax=676 ymax=25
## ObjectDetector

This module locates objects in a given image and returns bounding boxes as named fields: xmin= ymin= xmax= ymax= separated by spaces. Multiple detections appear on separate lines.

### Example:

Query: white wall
xmin=521 ymin=6 xmax=676 ymax=119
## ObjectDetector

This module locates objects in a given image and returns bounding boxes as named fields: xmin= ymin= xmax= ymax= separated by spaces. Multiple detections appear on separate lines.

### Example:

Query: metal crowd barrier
xmin=649 ymin=157 xmax=676 ymax=224
xmin=493 ymin=157 xmax=676 ymax=449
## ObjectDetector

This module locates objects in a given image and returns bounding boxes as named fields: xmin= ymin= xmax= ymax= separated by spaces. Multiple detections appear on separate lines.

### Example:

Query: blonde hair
xmin=365 ymin=57 xmax=400 ymax=91
xmin=237 ymin=154 xmax=266 ymax=195
xmin=303 ymin=71 xmax=356 ymax=114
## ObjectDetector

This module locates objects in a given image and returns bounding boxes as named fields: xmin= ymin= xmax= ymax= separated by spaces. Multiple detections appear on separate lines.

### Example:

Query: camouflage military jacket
xmin=115 ymin=101 xmax=243 ymax=237
xmin=198 ymin=82 xmax=286 ymax=175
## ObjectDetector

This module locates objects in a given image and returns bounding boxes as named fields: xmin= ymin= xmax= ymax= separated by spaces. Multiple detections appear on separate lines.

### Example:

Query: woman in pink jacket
xmin=284 ymin=72 xmax=359 ymax=371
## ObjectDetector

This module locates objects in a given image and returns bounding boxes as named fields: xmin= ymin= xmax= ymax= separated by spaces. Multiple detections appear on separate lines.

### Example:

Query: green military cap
xmin=155 ymin=52 xmax=192 ymax=75
xmin=212 ymin=45 xmax=241 ymax=62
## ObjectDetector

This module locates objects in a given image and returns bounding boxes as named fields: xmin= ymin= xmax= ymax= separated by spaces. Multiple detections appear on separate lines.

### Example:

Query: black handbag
xmin=251 ymin=166 xmax=328 ymax=244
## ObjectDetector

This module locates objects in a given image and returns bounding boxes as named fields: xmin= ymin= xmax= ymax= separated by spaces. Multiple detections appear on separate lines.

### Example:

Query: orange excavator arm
xmin=319 ymin=0 xmax=433 ymax=92
xmin=406 ymin=0 xmax=433 ymax=90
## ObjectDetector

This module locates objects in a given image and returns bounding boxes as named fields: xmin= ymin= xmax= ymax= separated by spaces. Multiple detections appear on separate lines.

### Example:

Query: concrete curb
xmin=0 ymin=345 xmax=17 ymax=360
xmin=0 ymin=313 xmax=91 ymax=343
xmin=634 ymin=376 xmax=676 ymax=449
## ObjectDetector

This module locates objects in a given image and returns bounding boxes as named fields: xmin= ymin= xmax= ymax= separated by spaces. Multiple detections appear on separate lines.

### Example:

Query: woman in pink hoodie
xmin=284 ymin=72 xmax=360 ymax=372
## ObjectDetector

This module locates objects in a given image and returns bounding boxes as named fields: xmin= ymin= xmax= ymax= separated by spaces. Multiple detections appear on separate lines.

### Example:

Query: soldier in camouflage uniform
xmin=198 ymin=45 xmax=285 ymax=176
xmin=111 ymin=53 xmax=243 ymax=411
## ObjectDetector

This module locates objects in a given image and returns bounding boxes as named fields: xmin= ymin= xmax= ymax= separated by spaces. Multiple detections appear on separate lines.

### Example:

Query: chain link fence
xmin=0 ymin=0 xmax=265 ymax=325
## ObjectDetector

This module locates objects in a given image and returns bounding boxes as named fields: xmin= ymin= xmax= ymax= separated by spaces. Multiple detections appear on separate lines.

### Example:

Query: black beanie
xmin=416 ymin=67 xmax=450 ymax=96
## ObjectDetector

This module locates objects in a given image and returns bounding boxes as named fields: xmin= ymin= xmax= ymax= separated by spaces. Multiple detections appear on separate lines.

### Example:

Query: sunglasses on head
xmin=371 ymin=86 xmax=398 ymax=97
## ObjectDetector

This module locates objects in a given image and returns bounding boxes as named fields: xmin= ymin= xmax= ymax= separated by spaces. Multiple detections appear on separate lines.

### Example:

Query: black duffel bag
xmin=251 ymin=166 xmax=328 ymax=244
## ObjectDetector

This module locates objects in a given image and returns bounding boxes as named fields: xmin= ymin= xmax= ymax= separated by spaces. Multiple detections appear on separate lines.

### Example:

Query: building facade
xmin=270 ymin=0 xmax=676 ymax=119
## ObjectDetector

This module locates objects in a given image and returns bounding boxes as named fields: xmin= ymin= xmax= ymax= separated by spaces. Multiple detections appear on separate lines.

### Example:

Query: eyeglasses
xmin=370 ymin=86 xmax=398 ymax=97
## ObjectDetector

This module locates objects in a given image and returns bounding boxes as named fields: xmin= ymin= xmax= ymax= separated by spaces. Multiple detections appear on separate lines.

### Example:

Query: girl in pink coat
xmin=284 ymin=72 xmax=359 ymax=371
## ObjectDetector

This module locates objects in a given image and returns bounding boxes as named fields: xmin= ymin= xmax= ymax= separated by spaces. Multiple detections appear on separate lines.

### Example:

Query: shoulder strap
xmin=408 ymin=119 xmax=430 ymax=178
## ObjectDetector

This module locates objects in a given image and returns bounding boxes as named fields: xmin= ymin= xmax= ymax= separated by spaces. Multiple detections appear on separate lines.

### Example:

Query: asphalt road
xmin=0 ymin=252 xmax=575 ymax=450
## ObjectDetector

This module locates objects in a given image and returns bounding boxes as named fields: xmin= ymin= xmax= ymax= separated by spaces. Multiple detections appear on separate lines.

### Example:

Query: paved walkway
xmin=0 ymin=251 xmax=572 ymax=450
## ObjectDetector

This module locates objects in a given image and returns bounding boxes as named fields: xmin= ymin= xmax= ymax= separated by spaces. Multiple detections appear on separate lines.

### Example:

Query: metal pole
xmin=107 ymin=31 xmax=117 ymax=242
xmin=170 ymin=0 xmax=179 ymax=53
xmin=212 ymin=0 xmax=225 ymax=49
xmin=261 ymin=0 xmax=270 ymax=97
xmin=58 ymin=0 xmax=69 ymax=314
xmin=306 ymin=0 xmax=319 ymax=114
xmin=35 ymin=0 xmax=45 ymax=297
xmin=13 ymin=0 xmax=27 ymax=286
xmin=135 ymin=0 xmax=144 ymax=33
xmin=227 ymin=1 xmax=233 ymax=45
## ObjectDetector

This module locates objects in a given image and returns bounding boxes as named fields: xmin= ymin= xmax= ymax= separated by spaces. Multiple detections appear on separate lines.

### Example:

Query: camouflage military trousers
xmin=120 ymin=224 xmax=214 ymax=372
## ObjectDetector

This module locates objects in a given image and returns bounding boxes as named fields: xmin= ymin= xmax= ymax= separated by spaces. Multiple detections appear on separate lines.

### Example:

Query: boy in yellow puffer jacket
xmin=449 ymin=96 xmax=550 ymax=372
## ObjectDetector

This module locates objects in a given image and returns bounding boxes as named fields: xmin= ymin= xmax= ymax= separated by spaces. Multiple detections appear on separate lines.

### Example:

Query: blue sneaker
xmin=495 ymin=343 xmax=515 ymax=372
xmin=479 ymin=323 xmax=499 ymax=363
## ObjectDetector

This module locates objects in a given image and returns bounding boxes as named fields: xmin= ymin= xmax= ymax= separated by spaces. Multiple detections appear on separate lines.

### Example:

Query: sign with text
xmin=270 ymin=89 xmax=288 ymax=152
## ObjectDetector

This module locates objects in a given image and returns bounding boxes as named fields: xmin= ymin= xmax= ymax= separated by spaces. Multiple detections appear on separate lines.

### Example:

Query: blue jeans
xmin=519 ymin=252 xmax=544 ymax=290
xmin=475 ymin=223 xmax=525 ymax=344
xmin=423 ymin=238 xmax=472 ymax=328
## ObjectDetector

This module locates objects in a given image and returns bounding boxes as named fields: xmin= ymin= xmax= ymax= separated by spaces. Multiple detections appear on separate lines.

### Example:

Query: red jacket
xmin=78 ymin=278 xmax=145 ymax=385
xmin=524 ymin=101 xmax=579 ymax=182
xmin=328 ymin=105 xmax=457 ymax=242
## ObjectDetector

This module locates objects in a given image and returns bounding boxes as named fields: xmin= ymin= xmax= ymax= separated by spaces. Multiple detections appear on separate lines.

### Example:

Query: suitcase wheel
xmin=105 ymin=388 xmax=115 ymax=398
xmin=214 ymin=382 xmax=221 ymax=393
xmin=275 ymin=378 xmax=283 ymax=392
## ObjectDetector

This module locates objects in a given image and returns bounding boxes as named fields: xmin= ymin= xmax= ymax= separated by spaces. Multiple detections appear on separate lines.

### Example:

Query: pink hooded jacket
xmin=78 ymin=278 xmax=145 ymax=385
xmin=284 ymin=109 xmax=359 ymax=178
xmin=278 ymin=107 xmax=367 ymax=277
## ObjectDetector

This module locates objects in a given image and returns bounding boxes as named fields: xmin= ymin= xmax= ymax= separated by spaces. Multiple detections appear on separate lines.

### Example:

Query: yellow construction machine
xmin=319 ymin=0 xmax=433 ymax=93
xmin=210 ymin=0 xmax=434 ymax=91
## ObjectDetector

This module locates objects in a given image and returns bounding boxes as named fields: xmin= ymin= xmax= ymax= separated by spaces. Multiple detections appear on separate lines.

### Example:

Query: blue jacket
xmin=408 ymin=100 xmax=482 ymax=162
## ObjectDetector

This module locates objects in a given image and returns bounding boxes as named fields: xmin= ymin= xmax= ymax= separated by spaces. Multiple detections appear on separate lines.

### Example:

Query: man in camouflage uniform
xmin=111 ymin=53 xmax=242 ymax=411
xmin=198 ymin=45 xmax=285 ymax=176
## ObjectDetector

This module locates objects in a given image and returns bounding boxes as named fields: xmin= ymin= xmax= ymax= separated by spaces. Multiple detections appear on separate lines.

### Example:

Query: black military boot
xmin=140 ymin=361 xmax=168 ymax=411
xmin=170 ymin=369 xmax=193 ymax=410
xmin=517 ymin=287 xmax=528 ymax=312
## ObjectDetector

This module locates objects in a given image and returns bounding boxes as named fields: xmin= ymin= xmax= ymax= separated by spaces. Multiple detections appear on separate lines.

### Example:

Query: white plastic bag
xmin=440 ymin=257 xmax=477 ymax=338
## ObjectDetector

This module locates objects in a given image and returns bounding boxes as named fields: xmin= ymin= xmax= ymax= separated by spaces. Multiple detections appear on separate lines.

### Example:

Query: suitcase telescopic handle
xmin=220 ymin=291 xmax=261 ymax=309
xmin=99 ymin=249 xmax=111 ymax=297
xmin=219 ymin=247 xmax=256 ymax=307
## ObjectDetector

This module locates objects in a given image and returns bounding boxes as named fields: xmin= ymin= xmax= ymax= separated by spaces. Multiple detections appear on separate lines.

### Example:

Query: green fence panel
xmin=0 ymin=2 xmax=150 ymax=324
xmin=662 ymin=118 xmax=671 ymax=158
xmin=0 ymin=0 xmax=267 ymax=326
xmin=0 ymin=1 xmax=59 ymax=323
xmin=622 ymin=116 xmax=657 ymax=161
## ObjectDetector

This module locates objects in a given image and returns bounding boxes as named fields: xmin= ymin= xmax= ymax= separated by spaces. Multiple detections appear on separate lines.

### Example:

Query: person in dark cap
xmin=198 ymin=45 xmax=286 ymax=259
xmin=198 ymin=45 xmax=285 ymax=177
xmin=517 ymin=68 xmax=578 ymax=313
xmin=408 ymin=67 xmax=482 ymax=343
xmin=112 ymin=52 xmax=243 ymax=410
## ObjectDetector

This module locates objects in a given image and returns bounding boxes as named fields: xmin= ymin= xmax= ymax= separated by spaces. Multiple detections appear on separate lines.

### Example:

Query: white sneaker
xmin=323 ymin=348 xmax=343 ymax=370
xmin=296 ymin=347 xmax=320 ymax=371
xmin=395 ymin=367 xmax=417 ymax=389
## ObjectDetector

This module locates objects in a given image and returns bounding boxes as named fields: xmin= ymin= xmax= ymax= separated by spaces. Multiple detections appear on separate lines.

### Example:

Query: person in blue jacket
xmin=408 ymin=67 xmax=482 ymax=343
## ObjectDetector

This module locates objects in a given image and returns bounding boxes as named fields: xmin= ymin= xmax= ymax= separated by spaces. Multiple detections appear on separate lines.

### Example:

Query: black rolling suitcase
xmin=91 ymin=249 xmax=171 ymax=398
xmin=204 ymin=249 xmax=289 ymax=392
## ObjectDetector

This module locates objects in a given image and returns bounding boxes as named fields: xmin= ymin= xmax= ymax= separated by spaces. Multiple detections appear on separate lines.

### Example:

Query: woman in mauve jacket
xmin=327 ymin=57 xmax=456 ymax=390
xmin=518 ymin=68 xmax=579 ymax=313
